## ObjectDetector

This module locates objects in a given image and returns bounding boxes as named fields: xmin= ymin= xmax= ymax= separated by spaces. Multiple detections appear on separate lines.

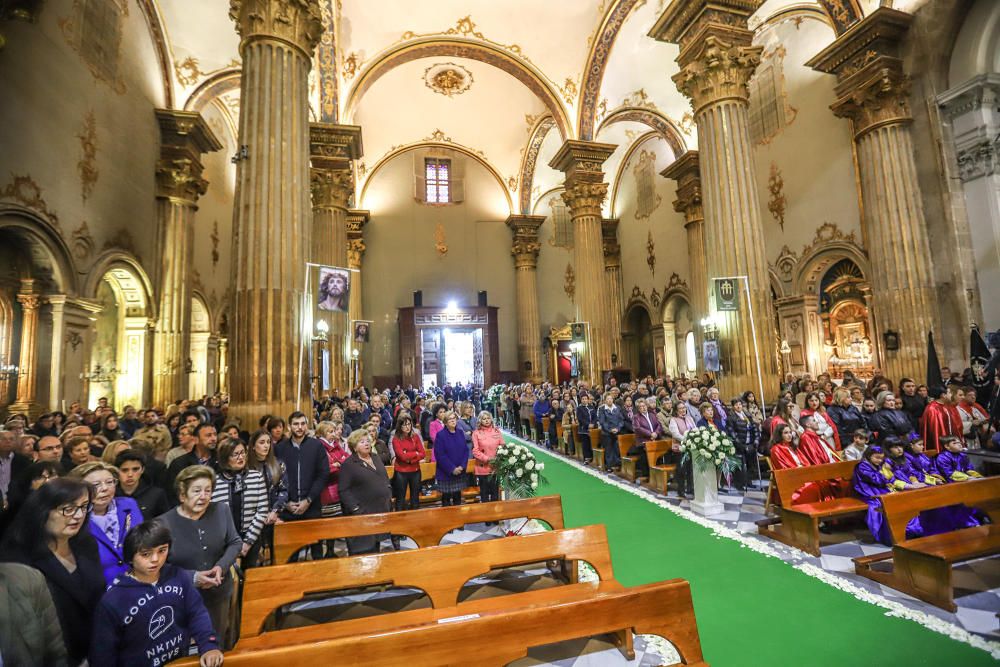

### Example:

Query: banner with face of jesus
xmin=317 ymin=267 xmax=350 ymax=312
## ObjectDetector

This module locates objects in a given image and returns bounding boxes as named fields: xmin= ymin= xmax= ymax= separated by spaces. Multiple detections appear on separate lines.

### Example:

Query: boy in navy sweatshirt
xmin=90 ymin=520 xmax=223 ymax=667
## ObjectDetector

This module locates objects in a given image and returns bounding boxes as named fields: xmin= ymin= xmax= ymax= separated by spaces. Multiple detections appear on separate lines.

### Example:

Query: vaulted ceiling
xmin=147 ymin=0 xmax=893 ymax=214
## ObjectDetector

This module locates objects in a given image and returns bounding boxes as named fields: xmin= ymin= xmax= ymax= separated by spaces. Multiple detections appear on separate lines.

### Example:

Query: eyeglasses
xmin=59 ymin=503 xmax=93 ymax=517
xmin=230 ymin=450 xmax=247 ymax=459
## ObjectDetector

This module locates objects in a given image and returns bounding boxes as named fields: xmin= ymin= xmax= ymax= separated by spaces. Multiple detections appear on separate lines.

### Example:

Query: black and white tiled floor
xmin=526 ymin=437 xmax=1000 ymax=643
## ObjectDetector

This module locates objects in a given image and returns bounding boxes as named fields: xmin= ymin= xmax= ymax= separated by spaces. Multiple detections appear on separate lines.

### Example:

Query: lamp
xmin=314 ymin=319 xmax=329 ymax=342
xmin=780 ymin=340 xmax=791 ymax=355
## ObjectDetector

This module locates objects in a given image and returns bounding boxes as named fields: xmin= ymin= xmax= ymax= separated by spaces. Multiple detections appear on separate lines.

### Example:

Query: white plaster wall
xmin=360 ymin=151 xmax=517 ymax=381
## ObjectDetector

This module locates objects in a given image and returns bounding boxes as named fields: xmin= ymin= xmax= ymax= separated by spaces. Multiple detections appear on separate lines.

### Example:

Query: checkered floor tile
xmin=530 ymin=439 xmax=1000 ymax=643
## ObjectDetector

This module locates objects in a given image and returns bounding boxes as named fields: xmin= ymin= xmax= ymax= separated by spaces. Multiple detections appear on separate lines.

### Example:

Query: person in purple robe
xmin=884 ymin=438 xmax=929 ymax=489
xmin=890 ymin=437 xmax=981 ymax=536
xmin=851 ymin=446 xmax=922 ymax=545
xmin=934 ymin=436 xmax=984 ymax=482
xmin=903 ymin=438 xmax=943 ymax=485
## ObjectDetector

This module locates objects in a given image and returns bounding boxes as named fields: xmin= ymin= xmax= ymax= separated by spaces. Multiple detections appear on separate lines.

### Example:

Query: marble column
xmin=938 ymin=74 xmax=1000 ymax=332
xmin=651 ymin=1 xmax=779 ymax=399
xmin=808 ymin=8 xmax=938 ymax=383
xmin=217 ymin=337 xmax=229 ymax=394
xmin=506 ymin=215 xmax=544 ymax=383
xmin=550 ymin=140 xmax=616 ymax=385
xmin=310 ymin=123 xmax=362 ymax=394
xmin=9 ymin=279 xmax=41 ymax=418
xmin=661 ymin=150 xmax=706 ymax=377
xmin=601 ymin=218 xmax=624 ymax=367
xmin=230 ymin=0 xmax=323 ymax=421
xmin=47 ymin=295 xmax=65 ymax=412
xmin=346 ymin=209 xmax=369 ymax=386
xmin=152 ymin=110 xmax=220 ymax=407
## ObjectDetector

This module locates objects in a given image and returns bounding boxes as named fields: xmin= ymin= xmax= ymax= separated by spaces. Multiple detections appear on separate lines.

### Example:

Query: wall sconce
xmin=780 ymin=340 xmax=791 ymax=355
xmin=351 ymin=348 xmax=359 ymax=359
xmin=883 ymin=330 xmax=900 ymax=351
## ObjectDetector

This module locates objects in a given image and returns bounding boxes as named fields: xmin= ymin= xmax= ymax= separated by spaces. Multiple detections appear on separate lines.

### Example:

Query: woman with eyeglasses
xmin=69 ymin=461 xmax=143 ymax=586
xmin=0 ymin=477 xmax=105 ymax=665
xmin=212 ymin=438 xmax=269 ymax=567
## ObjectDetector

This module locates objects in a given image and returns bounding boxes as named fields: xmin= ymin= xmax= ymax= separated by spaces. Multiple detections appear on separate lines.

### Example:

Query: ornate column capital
xmin=806 ymin=8 xmax=914 ymax=137
xmin=505 ymin=214 xmax=544 ymax=267
xmin=155 ymin=109 xmax=222 ymax=203
xmin=310 ymin=123 xmax=362 ymax=209
xmin=311 ymin=169 xmax=354 ymax=209
xmin=601 ymin=218 xmax=620 ymax=263
xmin=16 ymin=278 xmax=40 ymax=310
xmin=229 ymin=0 xmax=324 ymax=57
xmin=661 ymin=150 xmax=704 ymax=226
xmin=649 ymin=1 xmax=761 ymax=111
xmin=346 ymin=209 xmax=369 ymax=268
xmin=549 ymin=140 xmax=615 ymax=218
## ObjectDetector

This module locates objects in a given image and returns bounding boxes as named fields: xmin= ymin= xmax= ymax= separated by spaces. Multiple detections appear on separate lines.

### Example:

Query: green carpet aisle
xmin=509 ymin=436 xmax=997 ymax=667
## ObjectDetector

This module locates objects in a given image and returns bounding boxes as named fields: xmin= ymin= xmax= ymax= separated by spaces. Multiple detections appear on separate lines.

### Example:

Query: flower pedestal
xmin=691 ymin=462 xmax=724 ymax=516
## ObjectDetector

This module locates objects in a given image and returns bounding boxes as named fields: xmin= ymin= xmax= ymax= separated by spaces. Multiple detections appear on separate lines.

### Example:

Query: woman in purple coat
xmin=631 ymin=400 xmax=663 ymax=480
xmin=433 ymin=411 xmax=470 ymax=506
xmin=71 ymin=461 xmax=143 ymax=585
xmin=851 ymin=446 xmax=922 ymax=545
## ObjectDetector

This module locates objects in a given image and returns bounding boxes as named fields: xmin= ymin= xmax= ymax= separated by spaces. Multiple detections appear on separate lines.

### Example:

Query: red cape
xmin=798 ymin=430 xmax=839 ymax=466
xmin=921 ymin=401 xmax=962 ymax=452
xmin=769 ymin=443 xmax=838 ymax=505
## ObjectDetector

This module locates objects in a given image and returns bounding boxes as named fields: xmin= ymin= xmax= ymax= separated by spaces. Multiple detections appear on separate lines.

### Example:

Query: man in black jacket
xmin=275 ymin=411 xmax=328 ymax=521
xmin=166 ymin=422 xmax=218 ymax=504
xmin=114 ymin=450 xmax=169 ymax=519
xmin=576 ymin=393 xmax=596 ymax=464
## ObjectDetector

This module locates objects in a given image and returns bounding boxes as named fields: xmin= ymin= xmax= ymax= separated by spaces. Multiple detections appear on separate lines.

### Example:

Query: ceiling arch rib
xmin=359 ymin=141 xmax=514 ymax=215
xmin=577 ymin=0 xmax=644 ymax=141
xmin=596 ymin=107 xmax=687 ymax=157
xmin=343 ymin=38 xmax=573 ymax=140
xmin=518 ymin=116 xmax=556 ymax=214
xmin=183 ymin=69 xmax=242 ymax=113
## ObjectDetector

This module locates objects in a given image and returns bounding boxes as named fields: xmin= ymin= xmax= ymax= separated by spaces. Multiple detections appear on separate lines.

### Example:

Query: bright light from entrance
xmin=445 ymin=299 xmax=458 ymax=313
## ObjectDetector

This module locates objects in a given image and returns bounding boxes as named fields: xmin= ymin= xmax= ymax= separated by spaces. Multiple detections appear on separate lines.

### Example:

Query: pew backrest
xmin=645 ymin=440 xmax=672 ymax=469
xmin=618 ymin=433 xmax=635 ymax=458
xmin=881 ymin=476 xmax=1000 ymax=545
xmin=773 ymin=460 xmax=857 ymax=508
xmin=273 ymin=494 xmax=565 ymax=563
xmin=244 ymin=523 xmax=613 ymax=638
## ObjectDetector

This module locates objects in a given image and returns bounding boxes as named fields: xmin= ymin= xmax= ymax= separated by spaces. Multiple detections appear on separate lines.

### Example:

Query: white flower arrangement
xmin=490 ymin=441 xmax=549 ymax=499
xmin=679 ymin=426 xmax=741 ymax=481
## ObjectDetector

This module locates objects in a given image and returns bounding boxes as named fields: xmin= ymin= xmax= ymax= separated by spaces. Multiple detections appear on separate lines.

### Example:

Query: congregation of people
xmin=0 ymin=367 xmax=995 ymax=665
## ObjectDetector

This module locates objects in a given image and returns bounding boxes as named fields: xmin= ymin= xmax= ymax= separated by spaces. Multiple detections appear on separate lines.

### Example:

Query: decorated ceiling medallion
xmin=424 ymin=63 xmax=473 ymax=97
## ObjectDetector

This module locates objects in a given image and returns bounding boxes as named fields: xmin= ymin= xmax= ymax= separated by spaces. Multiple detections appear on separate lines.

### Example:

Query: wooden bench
xmin=542 ymin=416 xmax=551 ymax=445
xmin=618 ymin=433 xmax=642 ymax=481
xmin=239 ymin=525 xmax=612 ymax=648
xmin=556 ymin=422 xmax=566 ymax=454
xmin=756 ymin=460 xmax=866 ymax=556
xmin=645 ymin=440 xmax=675 ymax=494
xmin=592 ymin=426 xmax=606 ymax=469
xmin=273 ymin=494 xmax=566 ymax=564
xmin=854 ymin=476 xmax=1000 ymax=610
xmin=585 ymin=426 xmax=599 ymax=462
xmin=172 ymin=577 xmax=708 ymax=666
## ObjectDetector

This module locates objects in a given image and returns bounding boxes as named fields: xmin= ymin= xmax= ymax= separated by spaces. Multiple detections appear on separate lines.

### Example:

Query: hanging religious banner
xmin=317 ymin=266 xmax=350 ymax=312
xmin=715 ymin=278 xmax=738 ymax=311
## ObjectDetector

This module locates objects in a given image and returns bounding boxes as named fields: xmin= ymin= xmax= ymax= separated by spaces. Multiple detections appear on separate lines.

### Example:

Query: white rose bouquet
xmin=489 ymin=442 xmax=548 ymax=499
xmin=679 ymin=426 xmax=742 ymax=482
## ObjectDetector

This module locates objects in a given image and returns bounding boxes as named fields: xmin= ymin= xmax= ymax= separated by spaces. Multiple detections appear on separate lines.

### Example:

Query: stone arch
xmin=948 ymin=0 xmax=996 ymax=86
xmin=660 ymin=289 xmax=694 ymax=378
xmin=794 ymin=241 xmax=870 ymax=296
xmin=344 ymin=39 xmax=572 ymax=139
xmin=608 ymin=130 xmax=662 ymax=217
xmin=91 ymin=259 xmax=153 ymax=411
xmin=0 ymin=205 xmax=77 ymax=295
xmin=359 ymin=142 xmax=513 ymax=214
xmin=518 ymin=116 xmax=556 ymax=214
xmin=622 ymin=297 xmax=655 ymax=377
xmin=595 ymin=108 xmax=687 ymax=157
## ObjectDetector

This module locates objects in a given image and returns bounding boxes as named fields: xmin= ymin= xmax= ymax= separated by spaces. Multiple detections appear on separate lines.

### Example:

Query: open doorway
xmin=443 ymin=328 xmax=475 ymax=386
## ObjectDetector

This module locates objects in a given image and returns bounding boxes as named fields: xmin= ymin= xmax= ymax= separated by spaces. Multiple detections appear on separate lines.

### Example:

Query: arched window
xmin=685 ymin=331 xmax=696 ymax=373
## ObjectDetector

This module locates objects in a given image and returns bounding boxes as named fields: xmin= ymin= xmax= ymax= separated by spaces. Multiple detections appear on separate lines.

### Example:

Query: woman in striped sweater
xmin=212 ymin=438 xmax=270 ymax=567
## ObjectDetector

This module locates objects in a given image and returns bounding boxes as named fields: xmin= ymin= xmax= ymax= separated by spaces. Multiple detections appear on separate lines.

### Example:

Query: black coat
xmin=117 ymin=479 xmax=169 ymax=519
xmin=275 ymin=436 xmax=329 ymax=519
xmin=901 ymin=394 xmax=927 ymax=431
xmin=873 ymin=408 xmax=913 ymax=442
xmin=1 ymin=545 xmax=104 ymax=664
xmin=828 ymin=404 xmax=866 ymax=444
xmin=338 ymin=454 xmax=392 ymax=553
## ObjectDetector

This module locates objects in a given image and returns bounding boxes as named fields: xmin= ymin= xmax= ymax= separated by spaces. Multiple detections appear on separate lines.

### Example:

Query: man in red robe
xmin=921 ymin=385 xmax=963 ymax=453
xmin=798 ymin=415 xmax=840 ymax=466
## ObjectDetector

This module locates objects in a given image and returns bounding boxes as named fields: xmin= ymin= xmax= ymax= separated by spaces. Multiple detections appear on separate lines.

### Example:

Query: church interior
xmin=1 ymin=0 xmax=999 ymax=665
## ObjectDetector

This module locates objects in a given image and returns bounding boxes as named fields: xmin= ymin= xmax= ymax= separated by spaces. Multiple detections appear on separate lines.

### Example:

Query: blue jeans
xmin=602 ymin=431 xmax=621 ymax=467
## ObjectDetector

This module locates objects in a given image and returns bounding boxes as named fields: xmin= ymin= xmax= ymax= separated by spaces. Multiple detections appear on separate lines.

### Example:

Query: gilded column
xmin=9 ymin=279 xmax=41 ymax=418
xmin=47 ymin=295 xmax=66 ymax=412
xmin=601 ymin=218 xmax=624 ymax=367
xmin=549 ymin=140 xmax=616 ymax=385
xmin=808 ymin=8 xmax=937 ymax=382
xmin=650 ymin=1 xmax=779 ymax=399
xmin=662 ymin=150 xmax=707 ymax=376
xmin=152 ymin=110 xmax=220 ymax=407
xmin=230 ymin=0 xmax=323 ymax=421
xmin=506 ymin=215 xmax=544 ymax=383
xmin=310 ymin=123 xmax=362 ymax=394
xmin=346 ymin=209 xmax=369 ymax=327
xmin=217 ymin=337 xmax=229 ymax=394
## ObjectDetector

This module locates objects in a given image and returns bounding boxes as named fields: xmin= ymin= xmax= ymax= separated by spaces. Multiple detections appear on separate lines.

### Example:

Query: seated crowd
xmin=0 ymin=370 xmax=994 ymax=665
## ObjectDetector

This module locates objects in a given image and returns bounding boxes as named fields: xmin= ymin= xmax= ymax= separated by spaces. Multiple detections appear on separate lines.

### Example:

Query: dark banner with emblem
xmin=715 ymin=278 xmax=739 ymax=311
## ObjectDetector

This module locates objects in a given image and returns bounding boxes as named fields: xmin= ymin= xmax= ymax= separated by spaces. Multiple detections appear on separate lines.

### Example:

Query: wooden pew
xmin=542 ymin=416 xmax=551 ymax=446
xmin=618 ymin=433 xmax=641 ymax=481
xmin=172 ymin=578 xmax=709 ymax=667
xmin=273 ymin=494 xmax=566 ymax=564
xmin=645 ymin=440 xmax=675 ymax=494
xmin=585 ymin=426 xmax=598 ymax=462
xmin=593 ymin=427 xmax=606 ymax=469
xmin=756 ymin=460 xmax=866 ymax=556
xmin=241 ymin=525 xmax=612 ymax=643
xmin=853 ymin=476 xmax=1000 ymax=610
xmin=556 ymin=422 xmax=566 ymax=454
